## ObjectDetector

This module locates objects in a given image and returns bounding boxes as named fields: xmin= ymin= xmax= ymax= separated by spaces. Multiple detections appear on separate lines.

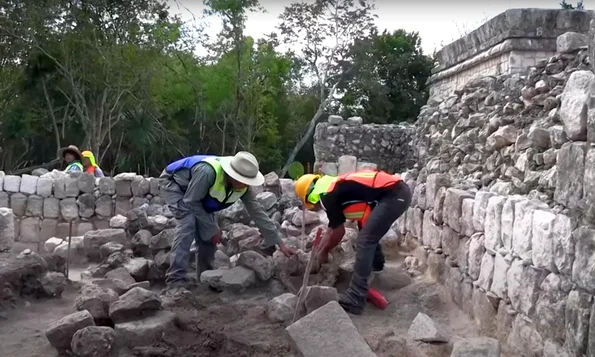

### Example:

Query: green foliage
xmin=0 ymin=0 xmax=434 ymax=176
xmin=287 ymin=161 xmax=304 ymax=180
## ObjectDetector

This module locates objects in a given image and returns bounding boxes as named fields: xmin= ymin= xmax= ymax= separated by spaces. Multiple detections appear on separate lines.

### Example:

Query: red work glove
xmin=211 ymin=230 xmax=223 ymax=245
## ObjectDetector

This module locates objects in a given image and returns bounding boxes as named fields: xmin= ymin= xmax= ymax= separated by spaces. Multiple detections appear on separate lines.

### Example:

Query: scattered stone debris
xmin=267 ymin=293 xmax=298 ymax=323
xmin=407 ymin=312 xmax=449 ymax=343
xmin=450 ymin=337 xmax=501 ymax=357
xmin=45 ymin=310 xmax=96 ymax=352
xmin=70 ymin=326 xmax=117 ymax=357
xmin=108 ymin=287 xmax=161 ymax=323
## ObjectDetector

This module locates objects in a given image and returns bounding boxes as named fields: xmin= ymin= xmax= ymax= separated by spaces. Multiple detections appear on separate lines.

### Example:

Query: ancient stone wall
xmin=396 ymin=32 xmax=595 ymax=356
xmin=429 ymin=9 xmax=594 ymax=98
xmin=0 ymin=171 xmax=163 ymax=253
xmin=313 ymin=115 xmax=415 ymax=174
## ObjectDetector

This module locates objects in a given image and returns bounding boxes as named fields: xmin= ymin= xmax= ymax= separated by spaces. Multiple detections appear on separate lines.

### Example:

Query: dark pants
xmin=344 ymin=181 xmax=412 ymax=308
xmin=162 ymin=185 xmax=216 ymax=287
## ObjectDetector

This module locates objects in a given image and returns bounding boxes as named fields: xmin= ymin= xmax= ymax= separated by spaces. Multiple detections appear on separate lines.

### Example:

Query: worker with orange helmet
xmin=295 ymin=169 xmax=411 ymax=314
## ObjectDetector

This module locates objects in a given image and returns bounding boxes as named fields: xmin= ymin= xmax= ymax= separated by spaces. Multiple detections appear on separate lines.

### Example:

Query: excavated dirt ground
xmin=0 ymin=255 xmax=508 ymax=357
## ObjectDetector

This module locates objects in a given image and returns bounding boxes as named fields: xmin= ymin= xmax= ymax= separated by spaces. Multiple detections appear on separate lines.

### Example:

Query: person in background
xmin=59 ymin=145 xmax=84 ymax=173
xmin=82 ymin=150 xmax=105 ymax=177
xmin=295 ymin=169 xmax=411 ymax=314
xmin=160 ymin=151 xmax=296 ymax=296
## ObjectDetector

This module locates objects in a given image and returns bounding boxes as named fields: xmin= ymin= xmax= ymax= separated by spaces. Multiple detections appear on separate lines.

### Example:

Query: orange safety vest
xmin=85 ymin=166 xmax=96 ymax=174
xmin=329 ymin=170 xmax=401 ymax=227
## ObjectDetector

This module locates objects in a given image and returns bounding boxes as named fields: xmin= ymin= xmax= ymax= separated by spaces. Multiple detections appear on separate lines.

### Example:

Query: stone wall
xmin=0 ymin=171 xmax=163 ymax=253
xmin=313 ymin=115 xmax=415 ymax=174
xmin=429 ymin=9 xmax=593 ymax=98
xmin=395 ymin=32 xmax=595 ymax=356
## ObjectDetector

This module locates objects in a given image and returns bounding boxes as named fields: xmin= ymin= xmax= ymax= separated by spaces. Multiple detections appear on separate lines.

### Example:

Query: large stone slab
xmin=422 ymin=209 xmax=440 ymax=248
xmin=450 ymin=337 xmax=501 ymax=357
xmin=461 ymin=198 xmax=475 ymax=238
xmin=472 ymin=191 xmax=495 ymax=232
xmin=555 ymin=141 xmax=588 ymax=209
xmin=512 ymin=199 xmax=548 ymax=263
xmin=559 ymin=70 xmax=594 ymax=141
xmin=433 ymin=187 xmax=448 ymax=225
xmin=337 ymin=155 xmax=357 ymax=175
xmin=490 ymin=253 xmax=510 ymax=299
xmin=565 ymin=290 xmax=592 ymax=356
xmin=572 ymin=226 xmax=595 ymax=293
xmin=20 ymin=174 xmax=38 ymax=195
xmin=407 ymin=312 xmax=448 ymax=343
xmin=0 ymin=208 xmax=15 ymax=252
xmin=507 ymin=259 xmax=548 ymax=317
xmin=531 ymin=210 xmax=557 ymax=272
xmin=45 ymin=310 xmax=95 ymax=352
xmin=507 ymin=314 xmax=543 ymax=357
xmin=443 ymin=188 xmax=474 ymax=233
xmin=108 ymin=287 xmax=161 ymax=323
xmin=285 ymin=301 xmax=376 ymax=357
xmin=484 ymin=196 xmax=506 ymax=253
xmin=425 ymin=174 xmax=449 ymax=210
xmin=468 ymin=233 xmax=485 ymax=280
xmin=476 ymin=252 xmax=495 ymax=292
xmin=83 ymin=229 xmax=127 ymax=261
xmin=534 ymin=273 xmax=567 ymax=343
xmin=114 ymin=310 xmax=177 ymax=348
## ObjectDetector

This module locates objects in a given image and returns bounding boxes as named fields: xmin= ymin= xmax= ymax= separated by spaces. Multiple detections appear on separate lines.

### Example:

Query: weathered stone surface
xmin=83 ymin=229 xmax=127 ymax=261
xmin=115 ymin=179 xmax=132 ymax=197
xmin=560 ymin=70 xmax=594 ymax=140
xmin=60 ymin=197 xmax=79 ymax=221
xmin=123 ymin=257 xmax=151 ymax=282
xmin=77 ymin=173 xmax=95 ymax=194
xmin=267 ymin=293 xmax=297 ymax=323
xmin=425 ymin=174 xmax=449 ymax=210
xmin=40 ymin=271 xmax=66 ymax=297
xmin=476 ymin=252 xmax=495 ymax=292
xmin=303 ymin=286 xmax=338 ymax=314
xmin=75 ymin=284 xmax=119 ymax=320
xmin=237 ymin=250 xmax=273 ymax=281
xmin=43 ymin=197 xmax=60 ymax=219
xmin=25 ymin=195 xmax=43 ymax=217
xmin=565 ymin=290 xmax=592 ymax=356
xmin=70 ymin=326 xmax=116 ymax=357
xmin=256 ymin=192 xmax=277 ymax=211
xmin=507 ymin=314 xmax=543 ymax=357
xmin=572 ymin=226 xmax=595 ymax=293
xmin=205 ymin=266 xmax=256 ymax=292
xmin=77 ymin=193 xmax=96 ymax=218
xmin=98 ymin=177 xmax=116 ymax=195
xmin=450 ymin=337 xmax=500 ymax=357
xmin=407 ymin=312 xmax=448 ymax=343
xmin=468 ymin=233 xmax=485 ymax=280
xmin=461 ymin=198 xmax=475 ymax=237
xmin=484 ymin=196 xmax=505 ymax=252
xmin=337 ymin=155 xmax=357 ymax=175
xmin=422 ymin=209 xmax=441 ymax=248
xmin=411 ymin=207 xmax=423 ymax=239
xmin=104 ymin=267 xmax=137 ymax=291
xmin=531 ymin=210 xmax=557 ymax=272
xmin=3 ymin=175 xmax=21 ymax=192
xmin=149 ymin=229 xmax=173 ymax=251
xmin=534 ymin=273 xmax=567 ymax=343
xmin=131 ymin=177 xmax=150 ymax=197
xmin=443 ymin=188 xmax=474 ymax=233
xmin=507 ymin=259 xmax=548 ymax=317
xmin=10 ymin=193 xmax=26 ymax=216
xmin=285 ymin=301 xmax=376 ymax=357
xmin=0 ymin=207 xmax=15 ymax=252
xmin=114 ymin=310 xmax=177 ymax=348
xmin=500 ymin=196 xmax=522 ymax=252
xmin=486 ymin=125 xmax=517 ymax=151
xmin=472 ymin=191 xmax=494 ymax=233
xmin=557 ymin=32 xmax=588 ymax=53
xmin=36 ymin=177 xmax=53 ymax=198
xmin=45 ymin=310 xmax=95 ymax=351
xmin=109 ymin=214 xmax=127 ymax=229
xmin=20 ymin=217 xmax=40 ymax=242
xmin=433 ymin=187 xmax=447 ymax=225
xmin=20 ymin=174 xmax=38 ymax=195
xmin=512 ymin=199 xmax=547 ymax=263
xmin=108 ymin=287 xmax=161 ymax=323
xmin=555 ymin=142 xmax=588 ymax=208
xmin=490 ymin=253 xmax=510 ymax=299
xmin=440 ymin=225 xmax=460 ymax=258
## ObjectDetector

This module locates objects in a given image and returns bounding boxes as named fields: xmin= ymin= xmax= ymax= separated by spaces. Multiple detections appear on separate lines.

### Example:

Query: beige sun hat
xmin=220 ymin=151 xmax=265 ymax=186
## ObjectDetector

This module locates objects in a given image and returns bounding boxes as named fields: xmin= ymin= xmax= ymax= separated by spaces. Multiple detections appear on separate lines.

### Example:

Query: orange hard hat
xmin=294 ymin=174 xmax=320 ymax=210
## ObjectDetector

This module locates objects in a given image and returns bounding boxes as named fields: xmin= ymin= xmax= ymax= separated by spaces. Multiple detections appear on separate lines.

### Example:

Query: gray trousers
xmin=163 ymin=188 xmax=216 ymax=286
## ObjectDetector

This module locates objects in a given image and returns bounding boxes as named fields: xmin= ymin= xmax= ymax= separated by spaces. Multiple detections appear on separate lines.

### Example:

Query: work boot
xmin=161 ymin=284 xmax=191 ymax=300
xmin=338 ymin=293 xmax=364 ymax=315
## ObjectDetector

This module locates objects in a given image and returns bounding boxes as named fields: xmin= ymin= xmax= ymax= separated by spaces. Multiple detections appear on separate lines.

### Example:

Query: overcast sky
xmin=166 ymin=0 xmax=572 ymax=55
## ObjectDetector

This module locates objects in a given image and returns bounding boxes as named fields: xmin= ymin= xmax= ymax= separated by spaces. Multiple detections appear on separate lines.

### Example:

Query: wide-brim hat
xmin=220 ymin=151 xmax=265 ymax=186
xmin=58 ymin=145 xmax=83 ymax=161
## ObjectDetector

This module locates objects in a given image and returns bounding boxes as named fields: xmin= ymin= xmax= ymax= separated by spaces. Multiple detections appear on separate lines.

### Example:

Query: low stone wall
xmin=313 ymin=115 xmax=415 ymax=174
xmin=429 ymin=9 xmax=594 ymax=98
xmin=0 ymin=171 xmax=163 ymax=253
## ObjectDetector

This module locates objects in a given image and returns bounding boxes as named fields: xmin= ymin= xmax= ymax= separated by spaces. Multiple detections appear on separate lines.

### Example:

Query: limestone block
xmin=19 ymin=174 xmax=38 ymax=195
xmin=0 ymin=208 xmax=15 ymax=252
xmin=572 ymin=226 xmax=595 ymax=293
xmin=560 ymin=70 xmax=594 ymax=140
xmin=115 ymin=197 xmax=131 ymax=216
xmin=490 ymin=253 xmax=510 ymax=299
xmin=43 ymin=197 xmax=60 ymax=219
xmin=433 ymin=187 xmax=447 ymax=225
xmin=131 ymin=176 xmax=150 ymax=197
xmin=552 ymin=214 xmax=575 ymax=276
xmin=405 ymin=208 xmax=415 ymax=235
xmin=425 ymin=174 xmax=449 ymax=210
xmin=78 ymin=173 xmax=95 ymax=194
xmin=512 ymin=199 xmax=548 ymax=263
xmin=441 ymin=225 xmax=460 ymax=258
xmin=132 ymin=197 xmax=148 ymax=209
xmin=468 ymin=233 xmax=485 ymax=280
xmin=555 ymin=142 xmax=588 ymax=208
xmin=3 ymin=175 xmax=21 ymax=193
xmin=422 ymin=210 xmax=441 ymax=249
xmin=320 ymin=162 xmax=338 ymax=175
xmin=337 ymin=155 xmax=357 ymax=175
xmin=486 ymin=125 xmax=518 ymax=151
xmin=20 ymin=217 xmax=40 ymax=243
xmin=115 ymin=180 xmax=132 ymax=197
xmin=531 ymin=210 xmax=557 ymax=272
xmin=472 ymin=191 xmax=495 ymax=232
xmin=507 ymin=314 xmax=543 ymax=357
xmin=45 ymin=310 xmax=95 ymax=352
xmin=60 ymin=198 xmax=79 ymax=221
xmin=484 ymin=196 xmax=506 ymax=252
xmin=76 ymin=193 xmax=95 ymax=218
xmin=10 ymin=193 xmax=26 ymax=216
xmin=95 ymin=195 xmax=113 ymax=217
xmin=346 ymin=116 xmax=362 ymax=125
xmin=0 ymin=192 xmax=8 ymax=208
xmin=450 ymin=338 xmax=500 ymax=357
xmin=25 ymin=195 xmax=43 ymax=217
xmin=40 ymin=219 xmax=58 ymax=242
xmin=36 ymin=177 xmax=53 ymax=198
xmin=77 ymin=222 xmax=94 ymax=236
xmin=411 ymin=207 xmax=423 ymax=239
xmin=457 ymin=237 xmax=470 ymax=274
xmin=65 ymin=176 xmax=80 ymax=197
xmin=396 ymin=209 xmax=407 ymax=235
xmin=507 ymin=259 xmax=548 ymax=317
xmin=500 ymin=195 xmax=524 ymax=252
xmin=557 ymin=32 xmax=588 ymax=53
xmin=412 ymin=184 xmax=426 ymax=210
xmin=534 ymin=274 xmax=567 ymax=343
xmin=149 ymin=177 xmax=161 ymax=195
xmin=356 ymin=162 xmax=377 ymax=171
xmin=565 ymin=290 xmax=592 ymax=356
xmin=53 ymin=177 xmax=66 ymax=199
xmin=98 ymin=177 xmax=116 ymax=195
xmin=583 ymin=148 xmax=595 ymax=206
xmin=285 ymin=301 xmax=376 ymax=357
xmin=476 ymin=252 xmax=495 ymax=292
xmin=0 ymin=171 xmax=3 ymax=191
xmin=327 ymin=115 xmax=343 ymax=124
xmin=443 ymin=188 xmax=474 ymax=233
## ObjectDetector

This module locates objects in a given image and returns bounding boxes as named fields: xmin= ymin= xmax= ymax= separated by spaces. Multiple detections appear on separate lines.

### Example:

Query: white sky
xmin=166 ymin=0 xmax=569 ymax=55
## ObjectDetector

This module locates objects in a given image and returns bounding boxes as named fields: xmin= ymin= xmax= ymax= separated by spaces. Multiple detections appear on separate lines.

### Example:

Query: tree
xmin=339 ymin=29 xmax=434 ymax=124
xmin=277 ymin=0 xmax=376 ymax=177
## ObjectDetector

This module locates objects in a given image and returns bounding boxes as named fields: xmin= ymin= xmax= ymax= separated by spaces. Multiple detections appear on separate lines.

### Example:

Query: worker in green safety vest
xmin=58 ymin=145 xmax=84 ymax=173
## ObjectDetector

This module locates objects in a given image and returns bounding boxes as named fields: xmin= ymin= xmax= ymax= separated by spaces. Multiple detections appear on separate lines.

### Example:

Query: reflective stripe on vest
xmin=307 ymin=175 xmax=338 ymax=206
xmin=327 ymin=170 xmax=401 ymax=192
xmin=342 ymin=202 xmax=373 ymax=226
xmin=164 ymin=155 xmax=247 ymax=213
xmin=65 ymin=162 xmax=83 ymax=172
